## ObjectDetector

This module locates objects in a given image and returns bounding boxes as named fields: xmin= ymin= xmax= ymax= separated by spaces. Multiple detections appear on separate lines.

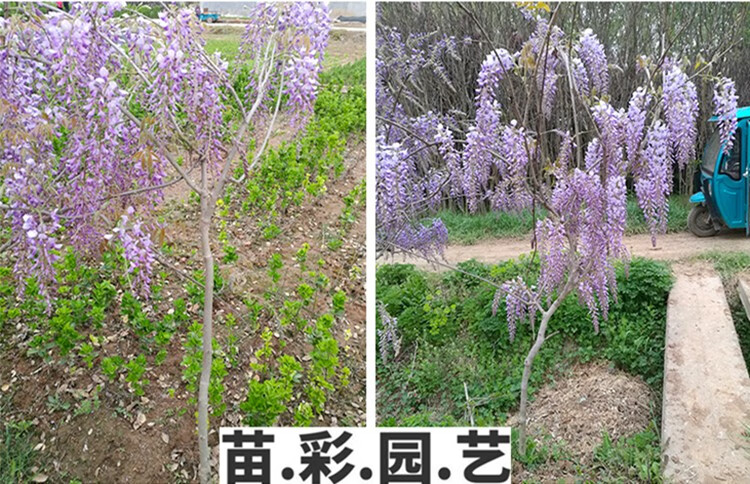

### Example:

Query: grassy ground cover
xmin=376 ymin=257 xmax=673 ymax=481
xmin=437 ymin=195 xmax=691 ymax=244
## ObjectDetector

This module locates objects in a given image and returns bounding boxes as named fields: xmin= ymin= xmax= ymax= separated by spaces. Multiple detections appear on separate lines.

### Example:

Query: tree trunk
xmin=517 ymin=309 xmax=551 ymax=454
xmin=517 ymin=281 xmax=573 ymax=455
xmin=198 ymin=164 xmax=215 ymax=484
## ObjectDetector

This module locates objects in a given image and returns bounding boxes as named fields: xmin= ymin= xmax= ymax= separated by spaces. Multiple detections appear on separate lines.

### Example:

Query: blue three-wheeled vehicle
xmin=689 ymin=107 xmax=750 ymax=237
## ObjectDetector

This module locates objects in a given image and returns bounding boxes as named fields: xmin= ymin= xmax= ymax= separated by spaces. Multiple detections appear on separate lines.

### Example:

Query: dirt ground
xmin=387 ymin=231 xmax=750 ymax=270
xmin=0 ymin=140 xmax=366 ymax=483
xmin=513 ymin=362 xmax=654 ymax=481
xmin=203 ymin=26 xmax=365 ymax=68
xmin=0 ymin=40 xmax=365 ymax=483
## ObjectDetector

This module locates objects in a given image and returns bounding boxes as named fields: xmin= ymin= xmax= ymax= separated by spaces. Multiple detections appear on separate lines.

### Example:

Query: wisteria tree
xmin=0 ymin=2 xmax=330 ymax=481
xmin=376 ymin=3 xmax=737 ymax=452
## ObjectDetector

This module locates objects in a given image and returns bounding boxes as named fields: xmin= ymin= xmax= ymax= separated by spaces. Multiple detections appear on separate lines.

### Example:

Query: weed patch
xmin=376 ymin=257 xmax=673 ymax=425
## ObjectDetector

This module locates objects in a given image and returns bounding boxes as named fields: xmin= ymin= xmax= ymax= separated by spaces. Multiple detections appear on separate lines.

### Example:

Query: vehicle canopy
xmin=701 ymin=107 xmax=750 ymax=175
xmin=709 ymin=106 xmax=750 ymax=122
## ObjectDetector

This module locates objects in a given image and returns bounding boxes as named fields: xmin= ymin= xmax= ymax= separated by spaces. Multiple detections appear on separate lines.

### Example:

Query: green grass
xmin=697 ymin=250 xmax=750 ymax=279
xmin=377 ymin=258 xmax=670 ymax=480
xmin=0 ymin=398 xmax=40 ymax=483
xmin=625 ymin=194 xmax=690 ymax=236
xmin=437 ymin=194 xmax=692 ymax=245
xmin=204 ymin=34 xmax=241 ymax=60
xmin=319 ymin=58 xmax=367 ymax=86
xmin=203 ymin=32 xmax=363 ymax=70
xmin=592 ymin=422 xmax=662 ymax=483
xmin=377 ymin=257 xmax=673 ymax=426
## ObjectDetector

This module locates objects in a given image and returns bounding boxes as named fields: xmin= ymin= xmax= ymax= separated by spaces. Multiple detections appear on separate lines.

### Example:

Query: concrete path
xmin=662 ymin=264 xmax=750 ymax=482
xmin=385 ymin=232 xmax=749 ymax=270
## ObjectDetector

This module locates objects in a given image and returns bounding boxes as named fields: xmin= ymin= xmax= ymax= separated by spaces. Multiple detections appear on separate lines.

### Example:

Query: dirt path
xmin=384 ymin=231 xmax=749 ymax=269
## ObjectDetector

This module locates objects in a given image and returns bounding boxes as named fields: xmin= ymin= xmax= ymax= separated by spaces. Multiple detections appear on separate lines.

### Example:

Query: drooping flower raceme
xmin=625 ymin=87 xmax=652 ymax=176
xmin=525 ymin=18 xmax=564 ymax=118
xmin=493 ymin=277 xmax=537 ymax=343
xmin=376 ymin=137 xmax=448 ymax=259
xmin=714 ymin=76 xmax=739 ymax=154
xmin=462 ymin=48 xmax=515 ymax=212
xmin=0 ymin=2 xmax=330 ymax=298
xmin=106 ymin=207 xmax=157 ymax=295
xmin=571 ymin=57 xmax=590 ymax=97
xmin=591 ymin=101 xmax=626 ymax=174
xmin=377 ymin=303 xmax=401 ymax=362
xmin=662 ymin=65 xmax=699 ymax=169
xmin=490 ymin=122 xmax=533 ymax=212
xmin=577 ymin=28 xmax=608 ymax=96
xmin=635 ymin=122 xmax=671 ymax=246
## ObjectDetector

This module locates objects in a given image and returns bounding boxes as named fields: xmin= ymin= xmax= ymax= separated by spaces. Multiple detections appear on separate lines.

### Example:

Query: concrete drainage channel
xmin=662 ymin=264 xmax=750 ymax=482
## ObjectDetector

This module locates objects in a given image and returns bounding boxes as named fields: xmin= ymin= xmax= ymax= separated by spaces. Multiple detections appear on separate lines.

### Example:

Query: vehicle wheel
xmin=688 ymin=205 xmax=718 ymax=237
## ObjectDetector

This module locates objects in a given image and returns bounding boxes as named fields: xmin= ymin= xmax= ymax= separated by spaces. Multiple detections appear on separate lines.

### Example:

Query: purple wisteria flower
xmin=462 ymin=48 xmax=515 ymax=212
xmin=493 ymin=277 xmax=537 ymax=342
xmin=0 ymin=2 xmax=330 ymax=298
xmin=526 ymin=18 xmax=564 ymax=118
xmin=577 ymin=28 xmax=608 ymax=96
xmin=376 ymin=137 xmax=448 ymax=259
xmin=106 ymin=207 xmax=156 ymax=295
xmin=713 ymin=76 xmax=738 ymax=155
xmin=635 ymin=122 xmax=671 ymax=246
xmin=490 ymin=122 xmax=532 ymax=211
xmin=625 ymin=87 xmax=652 ymax=176
xmin=536 ymin=219 xmax=567 ymax=298
xmin=571 ymin=57 xmax=590 ymax=97
xmin=591 ymin=101 xmax=626 ymax=174
xmin=662 ymin=65 xmax=698 ymax=169
xmin=377 ymin=303 xmax=401 ymax=362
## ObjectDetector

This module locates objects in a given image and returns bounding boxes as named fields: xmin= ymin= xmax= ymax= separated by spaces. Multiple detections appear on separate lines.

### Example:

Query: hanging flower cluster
xmin=662 ymin=65 xmax=699 ymax=169
xmin=490 ymin=122 xmax=533 ymax=211
xmin=376 ymin=6 xmax=727 ymax=339
xmin=492 ymin=277 xmax=536 ymax=342
xmin=463 ymin=49 xmax=515 ymax=212
xmin=576 ymin=28 xmax=609 ymax=96
xmin=625 ymin=87 xmax=652 ymax=175
xmin=525 ymin=18 xmax=564 ymax=118
xmin=713 ymin=76 xmax=739 ymax=154
xmin=376 ymin=138 xmax=448 ymax=259
xmin=0 ymin=2 xmax=330 ymax=298
xmin=241 ymin=2 xmax=330 ymax=120
xmin=571 ymin=57 xmax=590 ymax=97
xmin=106 ymin=207 xmax=156 ymax=295
xmin=635 ymin=122 xmax=671 ymax=246
xmin=377 ymin=303 xmax=401 ymax=362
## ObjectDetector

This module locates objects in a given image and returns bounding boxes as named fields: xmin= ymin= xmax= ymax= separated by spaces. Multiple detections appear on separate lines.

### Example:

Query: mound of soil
xmin=514 ymin=361 xmax=654 ymax=481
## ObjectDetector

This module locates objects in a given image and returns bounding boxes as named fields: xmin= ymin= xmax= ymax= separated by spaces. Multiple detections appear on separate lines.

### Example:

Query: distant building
xmin=198 ymin=2 xmax=365 ymax=21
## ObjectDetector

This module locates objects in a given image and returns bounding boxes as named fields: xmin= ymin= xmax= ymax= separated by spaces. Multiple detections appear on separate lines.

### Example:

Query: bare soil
xmin=386 ymin=231 xmax=750 ymax=270
xmin=0 ymin=55 xmax=365 ymax=484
